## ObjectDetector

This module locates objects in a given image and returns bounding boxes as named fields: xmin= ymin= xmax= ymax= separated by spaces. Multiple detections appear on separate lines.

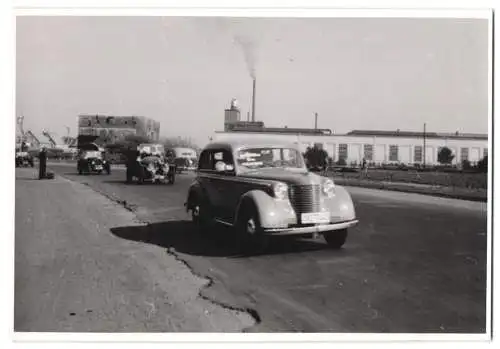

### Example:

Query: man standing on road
xmin=360 ymin=157 xmax=368 ymax=178
xmin=38 ymin=147 xmax=47 ymax=179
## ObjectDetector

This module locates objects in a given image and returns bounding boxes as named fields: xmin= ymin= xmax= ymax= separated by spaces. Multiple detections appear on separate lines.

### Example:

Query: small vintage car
xmin=15 ymin=151 xmax=34 ymax=167
xmin=126 ymin=152 xmax=176 ymax=184
xmin=171 ymin=147 xmax=198 ymax=173
xmin=77 ymin=143 xmax=111 ymax=175
xmin=185 ymin=139 xmax=359 ymax=252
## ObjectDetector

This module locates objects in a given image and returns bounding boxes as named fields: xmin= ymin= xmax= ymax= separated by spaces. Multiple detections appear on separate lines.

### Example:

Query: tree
xmin=437 ymin=147 xmax=455 ymax=165
xmin=477 ymin=156 xmax=488 ymax=173
xmin=304 ymin=145 xmax=328 ymax=169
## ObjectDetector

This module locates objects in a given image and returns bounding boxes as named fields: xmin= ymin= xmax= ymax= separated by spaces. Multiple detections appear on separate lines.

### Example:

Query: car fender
xmin=234 ymin=189 xmax=277 ymax=227
xmin=185 ymin=180 xmax=211 ymax=211
xmin=331 ymin=185 xmax=357 ymax=221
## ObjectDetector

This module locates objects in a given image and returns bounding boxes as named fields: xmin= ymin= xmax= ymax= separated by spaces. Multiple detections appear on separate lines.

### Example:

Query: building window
xmin=363 ymin=144 xmax=373 ymax=161
xmin=484 ymin=148 xmax=488 ymax=158
xmin=338 ymin=144 xmax=348 ymax=160
xmin=460 ymin=147 xmax=469 ymax=162
xmin=389 ymin=145 xmax=399 ymax=162
xmin=414 ymin=146 xmax=423 ymax=163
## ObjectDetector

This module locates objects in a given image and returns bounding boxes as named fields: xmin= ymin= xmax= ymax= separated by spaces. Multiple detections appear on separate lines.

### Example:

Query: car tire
xmin=237 ymin=205 xmax=269 ymax=255
xmin=323 ymin=229 xmax=348 ymax=249
xmin=125 ymin=169 xmax=132 ymax=184
xmin=191 ymin=196 xmax=212 ymax=232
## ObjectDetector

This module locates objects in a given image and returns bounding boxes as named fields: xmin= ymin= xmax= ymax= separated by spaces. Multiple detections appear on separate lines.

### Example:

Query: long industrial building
xmin=212 ymin=103 xmax=488 ymax=166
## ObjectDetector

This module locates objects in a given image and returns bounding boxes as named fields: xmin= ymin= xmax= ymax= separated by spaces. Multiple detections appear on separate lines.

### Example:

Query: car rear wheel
xmin=191 ymin=196 xmax=212 ymax=232
xmin=323 ymin=229 xmax=348 ymax=249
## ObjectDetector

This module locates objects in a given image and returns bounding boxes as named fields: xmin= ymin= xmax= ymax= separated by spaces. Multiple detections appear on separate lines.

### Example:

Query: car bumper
xmin=263 ymin=219 xmax=358 ymax=236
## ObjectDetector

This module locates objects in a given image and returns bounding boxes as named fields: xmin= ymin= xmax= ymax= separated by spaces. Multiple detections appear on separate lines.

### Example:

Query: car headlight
xmin=322 ymin=179 xmax=335 ymax=198
xmin=272 ymin=182 xmax=288 ymax=200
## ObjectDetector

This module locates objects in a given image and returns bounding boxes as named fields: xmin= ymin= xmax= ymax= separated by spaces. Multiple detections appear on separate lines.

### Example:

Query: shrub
xmin=336 ymin=158 xmax=347 ymax=166
xmin=477 ymin=156 xmax=488 ymax=173
xmin=462 ymin=159 xmax=472 ymax=170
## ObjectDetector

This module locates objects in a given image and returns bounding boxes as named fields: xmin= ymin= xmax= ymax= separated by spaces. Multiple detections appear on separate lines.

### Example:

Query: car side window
xmin=212 ymin=150 xmax=234 ymax=170
xmin=198 ymin=150 xmax=212 ymax=171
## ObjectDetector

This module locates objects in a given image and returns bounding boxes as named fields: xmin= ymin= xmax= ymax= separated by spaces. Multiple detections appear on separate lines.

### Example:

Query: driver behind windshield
xmin=237 ymin=147 xmax=302 ymax=169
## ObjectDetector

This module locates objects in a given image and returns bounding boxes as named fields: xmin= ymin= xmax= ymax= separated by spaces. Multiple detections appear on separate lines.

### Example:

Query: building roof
xmin=226 ymin=126 xmax=332 ymax=135
xmin=205 ymin=138 xmax=299 ymax=152
xmin=347 ymin=130 xmax=488 ymax=140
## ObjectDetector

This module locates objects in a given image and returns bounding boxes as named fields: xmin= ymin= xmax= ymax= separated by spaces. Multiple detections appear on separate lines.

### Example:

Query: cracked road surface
xmin=17 ymin=165 xmax=488 ymax=332
xmin=14 ymin=168 xmax=254 ymax=332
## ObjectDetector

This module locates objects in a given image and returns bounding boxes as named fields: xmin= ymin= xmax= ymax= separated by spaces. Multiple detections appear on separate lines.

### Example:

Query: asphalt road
xmin=44 ymin=164 xmax=488 ymax=333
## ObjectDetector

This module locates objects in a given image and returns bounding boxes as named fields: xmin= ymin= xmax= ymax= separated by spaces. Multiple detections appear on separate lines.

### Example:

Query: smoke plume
xmin=233 ymin=35 xmax=257 ymax=79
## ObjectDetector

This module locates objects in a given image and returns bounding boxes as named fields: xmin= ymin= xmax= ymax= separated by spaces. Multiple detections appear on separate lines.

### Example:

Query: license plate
xmin=301 ymin=212 xmax=330 ymax=224
xmin=95 ymin=166 xmax=102 ymax=170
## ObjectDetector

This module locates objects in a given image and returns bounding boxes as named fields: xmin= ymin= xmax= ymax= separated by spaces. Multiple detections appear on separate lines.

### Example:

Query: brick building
xmin=78 ymin=115 xmax=160 ymax=145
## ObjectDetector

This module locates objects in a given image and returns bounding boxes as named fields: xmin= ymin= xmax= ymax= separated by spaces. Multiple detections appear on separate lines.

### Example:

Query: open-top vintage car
xmin=77 ymin=143 xmax=111 ymax=175
xmin=15 ymin=151 xmax=34 ymax=167
xmin=126 ymin=152 xmax=176 ymax=184
xmin=185 ymin=139 xmax=358 ymax=252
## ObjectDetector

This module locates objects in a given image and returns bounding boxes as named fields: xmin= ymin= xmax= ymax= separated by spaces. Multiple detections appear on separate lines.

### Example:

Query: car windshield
xmin=82 ymin=151 xmax=102 ymax=159
xmin=236 ymin=147 xmax=305 ymax=170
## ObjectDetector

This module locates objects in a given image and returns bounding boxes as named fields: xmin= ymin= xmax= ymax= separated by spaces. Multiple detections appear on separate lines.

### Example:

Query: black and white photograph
xmin=5 ymin=1 xmax=495 ymax=346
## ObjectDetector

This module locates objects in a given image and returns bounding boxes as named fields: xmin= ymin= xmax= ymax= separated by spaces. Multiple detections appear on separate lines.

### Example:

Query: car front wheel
xmin=237 ymin=206 xmax=269 ymax=254
xmin=323 ymin=229 xmax=348 ymax=249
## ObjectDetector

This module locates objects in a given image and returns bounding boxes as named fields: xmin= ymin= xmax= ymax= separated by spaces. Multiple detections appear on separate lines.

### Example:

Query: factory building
xmin=78 ymin=114 xmax=160 ymax=145
xmin=214 ymin=103 xmax=488 ymax=166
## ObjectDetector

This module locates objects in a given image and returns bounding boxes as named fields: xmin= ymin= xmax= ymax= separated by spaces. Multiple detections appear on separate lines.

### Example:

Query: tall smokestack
xmin=252 ymin=78 xmax=256 ymax=122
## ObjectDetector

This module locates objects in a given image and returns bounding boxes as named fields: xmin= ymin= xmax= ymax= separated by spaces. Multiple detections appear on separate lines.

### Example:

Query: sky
xmin=16 ymin=16 xmax=489 ymax=146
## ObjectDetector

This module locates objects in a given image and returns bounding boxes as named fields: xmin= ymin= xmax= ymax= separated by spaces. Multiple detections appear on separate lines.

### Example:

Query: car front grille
xmin=289 ymin=184 xmax=321 ymax=214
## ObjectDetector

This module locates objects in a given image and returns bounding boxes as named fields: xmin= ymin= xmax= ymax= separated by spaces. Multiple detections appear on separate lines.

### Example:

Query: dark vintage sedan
xmin=77 ymin=143 xmax=111 ymax=175
xmin=185 ymin=139 xmax=358 ymax=252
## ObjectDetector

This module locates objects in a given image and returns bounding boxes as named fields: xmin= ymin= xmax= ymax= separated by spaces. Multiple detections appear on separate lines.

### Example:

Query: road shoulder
xmin=15 ymin=168 xmax=254 ymax=332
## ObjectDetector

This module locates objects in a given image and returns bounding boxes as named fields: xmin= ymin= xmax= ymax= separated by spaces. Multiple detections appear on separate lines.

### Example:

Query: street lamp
xmin=423 ymin=123 xmax=427 ymax=168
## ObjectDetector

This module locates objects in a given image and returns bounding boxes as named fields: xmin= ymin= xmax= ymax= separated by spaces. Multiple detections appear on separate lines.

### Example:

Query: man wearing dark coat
xmin=38 ymin=147 xmax=47 ymax=179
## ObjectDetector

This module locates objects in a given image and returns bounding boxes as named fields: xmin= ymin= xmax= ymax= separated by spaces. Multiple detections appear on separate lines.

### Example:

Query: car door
xmin=198 ymin=149 xmax=234 ymax=218
xmin=207 ymin=149 xmax=236 ymax=219
xmin=212 ymin=149 xmax=244 ymax=222
xmin=197 ymin=150 xmax=217 ymax=209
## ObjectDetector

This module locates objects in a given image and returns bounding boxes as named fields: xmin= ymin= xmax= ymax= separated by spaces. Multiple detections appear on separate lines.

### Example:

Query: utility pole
xmin=314 ymin=112 xmax=318 ymax=130
xmin=423 ymin=123 xmax=427 ymax=168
